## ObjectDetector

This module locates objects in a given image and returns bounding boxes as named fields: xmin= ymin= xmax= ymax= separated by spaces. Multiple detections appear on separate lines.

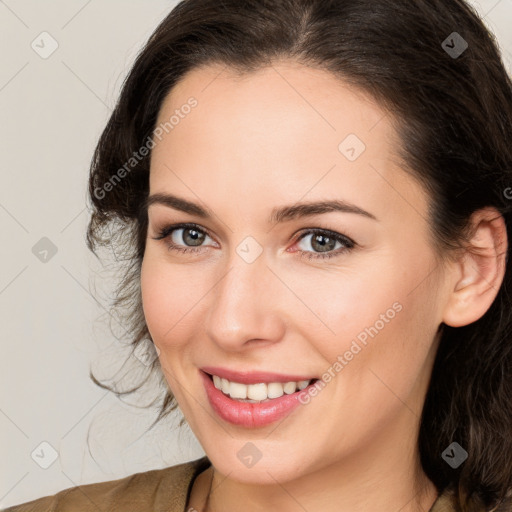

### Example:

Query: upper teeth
xmin=212 ymin=375 xmax=311 ymax=401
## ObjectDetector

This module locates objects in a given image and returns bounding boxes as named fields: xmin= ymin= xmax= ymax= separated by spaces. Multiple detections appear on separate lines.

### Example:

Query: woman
xmin=3 ymin=0 xmax=512 ymax=511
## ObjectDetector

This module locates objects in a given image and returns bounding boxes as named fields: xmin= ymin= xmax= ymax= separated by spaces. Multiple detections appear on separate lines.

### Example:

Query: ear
xmin=442 ymin=207 xmax=508 ymax=328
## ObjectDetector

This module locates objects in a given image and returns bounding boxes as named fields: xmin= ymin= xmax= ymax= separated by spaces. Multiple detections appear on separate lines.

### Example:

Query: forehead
xmin=157 ymin=59 xmax=387 ymax=136
xmin=149 ymin=60 xmax=429 ymax=228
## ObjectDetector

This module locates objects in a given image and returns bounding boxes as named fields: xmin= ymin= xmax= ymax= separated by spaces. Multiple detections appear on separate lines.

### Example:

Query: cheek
xmin=304 ymin=251 xmax=439 ymax=395
xmin=140 ymin=256 xmax=203 ymax=348
xmin=290 ymin=264 xmax=403 ymax=357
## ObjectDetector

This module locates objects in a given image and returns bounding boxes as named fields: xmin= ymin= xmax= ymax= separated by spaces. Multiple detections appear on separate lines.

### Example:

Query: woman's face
xmin=141 ymin=60 xmax=452 ymax=483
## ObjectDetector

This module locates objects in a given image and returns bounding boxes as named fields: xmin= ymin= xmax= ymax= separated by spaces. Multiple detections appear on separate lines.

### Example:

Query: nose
xmin=204 ymin=250 xmax=287 ymax=352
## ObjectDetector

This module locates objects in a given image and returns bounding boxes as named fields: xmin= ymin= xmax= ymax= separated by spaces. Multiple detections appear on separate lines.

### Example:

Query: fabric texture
xmin=1 ymin=457 xmax=210 ymax=512
xmin=1 ymin=456 xmax=507 ymax=511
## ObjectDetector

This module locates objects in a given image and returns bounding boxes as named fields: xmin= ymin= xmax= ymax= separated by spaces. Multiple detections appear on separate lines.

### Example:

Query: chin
xmin=203 ymin=440 xmax=312 ymax=484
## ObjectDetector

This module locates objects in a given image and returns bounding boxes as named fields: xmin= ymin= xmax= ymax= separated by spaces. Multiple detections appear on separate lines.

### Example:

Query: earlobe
xmin=442 ymin=207 xmax=508 ymax=328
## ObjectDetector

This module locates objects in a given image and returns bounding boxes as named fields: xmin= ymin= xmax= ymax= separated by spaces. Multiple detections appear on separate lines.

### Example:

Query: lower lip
xmin=201 ymin=371 xmax=312 ymax=428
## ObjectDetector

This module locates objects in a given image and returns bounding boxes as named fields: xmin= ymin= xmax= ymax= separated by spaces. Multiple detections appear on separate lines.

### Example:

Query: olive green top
xmin=0 ymin=456 xmax=506 ymax=511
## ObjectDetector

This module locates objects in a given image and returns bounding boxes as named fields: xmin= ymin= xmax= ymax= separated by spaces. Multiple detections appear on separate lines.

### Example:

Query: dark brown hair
xmin=86 ymin=0 xmax=512 ymax=510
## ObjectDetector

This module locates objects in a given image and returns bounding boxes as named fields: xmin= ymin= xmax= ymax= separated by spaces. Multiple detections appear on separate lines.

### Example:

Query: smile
xmin=212 ymin=374 xmax=311 ymax=402
xmin=200 ymin=368 xmax=319 ymax=427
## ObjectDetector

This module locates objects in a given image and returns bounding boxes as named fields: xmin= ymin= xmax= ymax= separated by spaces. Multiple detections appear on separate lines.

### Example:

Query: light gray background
xmin=1 ymin=0 xmax=511 ymax=508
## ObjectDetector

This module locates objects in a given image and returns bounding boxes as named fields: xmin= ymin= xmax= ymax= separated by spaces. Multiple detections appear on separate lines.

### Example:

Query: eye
xmin=151 ymin=223 xmax=215 ymax=254
xmin=292 ymin=229 xmax=356 ymax=260
xmin=151 ymin=223 xmax=356 ymax=260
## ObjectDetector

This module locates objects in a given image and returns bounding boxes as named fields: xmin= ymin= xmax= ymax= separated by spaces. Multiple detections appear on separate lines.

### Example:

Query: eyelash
xmin=151 ymin=222 xmax=356 ymax=260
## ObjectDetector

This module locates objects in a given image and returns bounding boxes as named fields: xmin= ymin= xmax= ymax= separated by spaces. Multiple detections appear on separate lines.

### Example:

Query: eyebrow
xmin=145 ymin=193 xmax=378 ymax=223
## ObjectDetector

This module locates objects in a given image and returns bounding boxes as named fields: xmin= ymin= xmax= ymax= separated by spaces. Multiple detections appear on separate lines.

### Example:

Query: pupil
xmin=185 ymin=229 xmax=204 ymax=246
xmin=313 ymin=234 xmax=335 ymax=252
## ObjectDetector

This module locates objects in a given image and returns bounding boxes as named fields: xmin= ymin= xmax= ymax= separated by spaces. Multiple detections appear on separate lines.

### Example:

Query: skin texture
xmin=140 ymin=60 xmax=507 ymax=512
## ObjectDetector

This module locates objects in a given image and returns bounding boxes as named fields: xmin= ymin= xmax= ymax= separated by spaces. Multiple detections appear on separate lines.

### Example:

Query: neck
xmin=199 ymin=417 xmax=438 ymax=512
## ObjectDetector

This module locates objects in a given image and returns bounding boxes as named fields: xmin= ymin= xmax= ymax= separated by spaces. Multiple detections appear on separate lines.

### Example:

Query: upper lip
xmin=201 ymin=366 xmax=316 ymax=385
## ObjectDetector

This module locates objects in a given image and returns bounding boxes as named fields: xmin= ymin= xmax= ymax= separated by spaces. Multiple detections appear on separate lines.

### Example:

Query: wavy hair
xmin=86 ymin=0 xmax=512 ymax=509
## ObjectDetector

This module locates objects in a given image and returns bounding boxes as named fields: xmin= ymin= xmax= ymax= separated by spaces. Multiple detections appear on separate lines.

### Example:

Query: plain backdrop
xmin=1 ymin=0 xmax=511 ymax=508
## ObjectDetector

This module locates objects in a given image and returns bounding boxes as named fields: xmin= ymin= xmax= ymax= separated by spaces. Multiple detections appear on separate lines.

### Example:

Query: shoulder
xmin=1 ymin=456 xmax=211 ymax=512
xmin=431 ymin=486 xmax=512 ymax=512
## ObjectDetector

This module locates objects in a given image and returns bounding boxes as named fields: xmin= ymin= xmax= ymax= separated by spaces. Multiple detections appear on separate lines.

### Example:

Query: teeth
xmin=229 ymin=381 xmax=247 ymax=399
xmin=211 ymin=375 xmax=312 ymax=401
xmin=297 ymin=380 xmax=309 ymax=390
xmin=283 ymin=381 xmax=297 ymax=394
xmin=247 ymin=383 xmax=267 ymax=400
xmin=267 ymin=382 xmax=284 ymax=399
xmin=221 ymin=378 xmax=230 ymax=394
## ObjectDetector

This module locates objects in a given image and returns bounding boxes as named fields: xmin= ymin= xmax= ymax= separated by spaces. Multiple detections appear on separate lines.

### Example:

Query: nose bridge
xmin=204 ymin=248 xmax=285 ymax=350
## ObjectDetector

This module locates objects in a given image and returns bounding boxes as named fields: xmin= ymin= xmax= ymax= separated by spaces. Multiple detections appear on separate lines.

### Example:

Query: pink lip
xmin=200 ymin=370 xmax=315 ymax=428
xmin=201 ymin=366 xmax=315 ymax=385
